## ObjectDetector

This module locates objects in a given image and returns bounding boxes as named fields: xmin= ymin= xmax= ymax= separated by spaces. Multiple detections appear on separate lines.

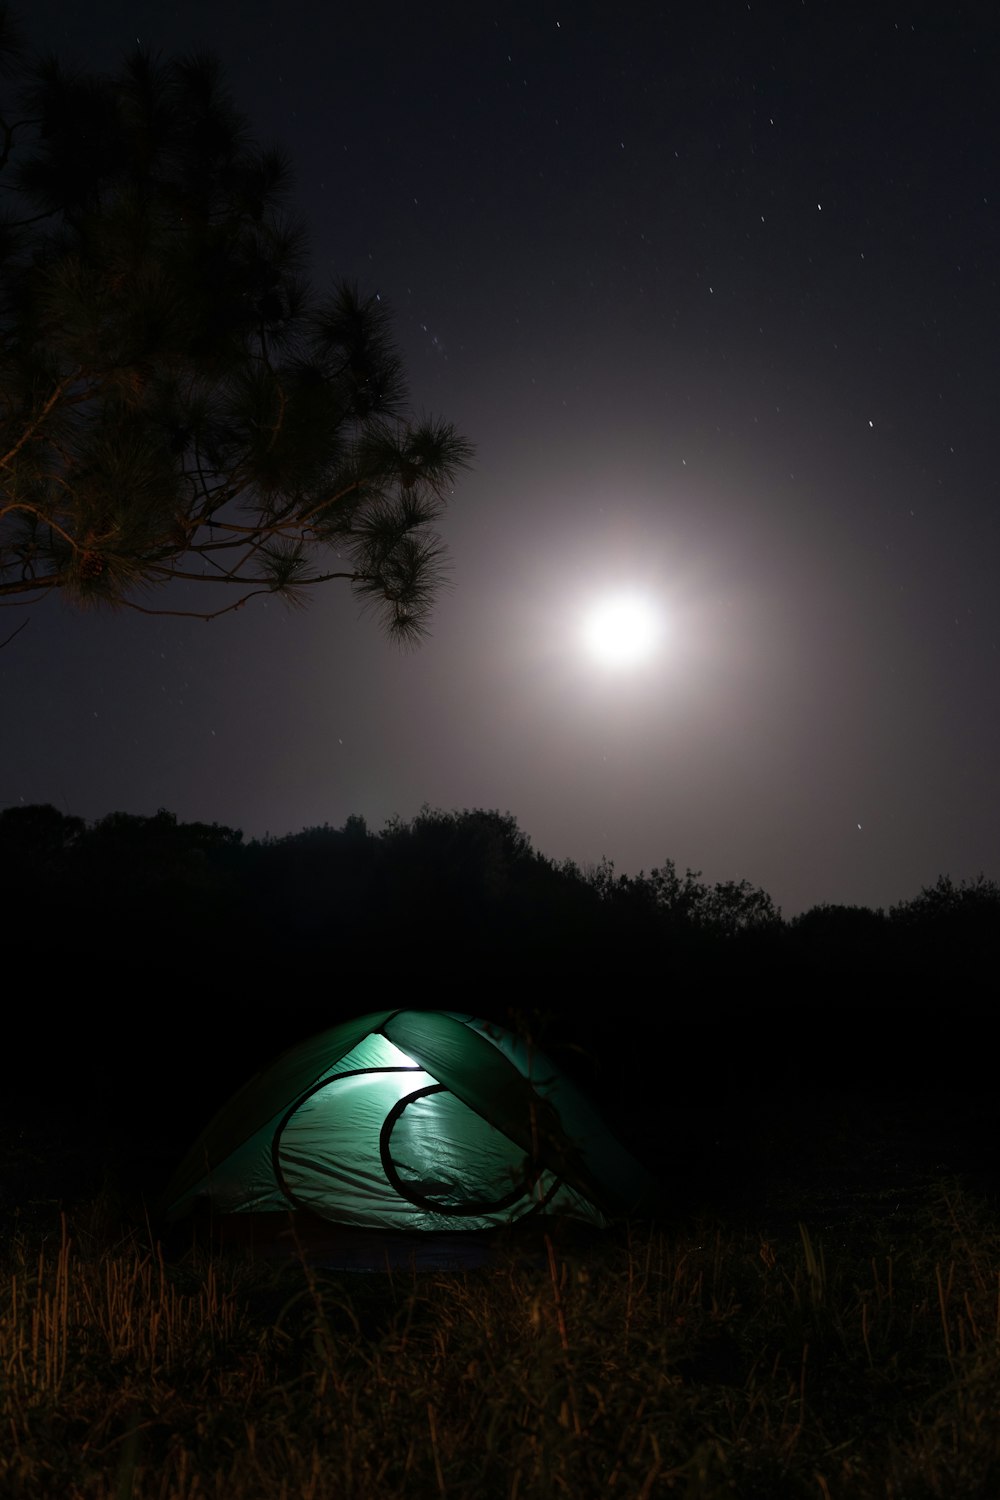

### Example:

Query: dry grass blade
xmin=0 ymin=1187 xmax=999 ymax=1497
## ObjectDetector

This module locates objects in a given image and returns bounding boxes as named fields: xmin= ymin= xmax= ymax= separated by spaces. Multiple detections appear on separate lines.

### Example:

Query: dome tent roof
xmin=160 ymin=1010 xmax=654 ymax=1233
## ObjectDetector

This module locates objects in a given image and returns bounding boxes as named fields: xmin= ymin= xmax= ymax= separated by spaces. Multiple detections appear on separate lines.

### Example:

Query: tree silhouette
xmin=0 ymin=32 xmax=472 ymax=638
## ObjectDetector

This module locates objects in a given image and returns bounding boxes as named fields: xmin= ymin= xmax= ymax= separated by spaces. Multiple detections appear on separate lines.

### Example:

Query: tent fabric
xmin=161 ymin=1011 xmax=654 ymax=1232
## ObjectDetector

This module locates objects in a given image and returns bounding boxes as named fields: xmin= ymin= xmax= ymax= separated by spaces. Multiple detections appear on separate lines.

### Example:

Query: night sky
xmin=2 ymin=1 xmax=998 ymax=918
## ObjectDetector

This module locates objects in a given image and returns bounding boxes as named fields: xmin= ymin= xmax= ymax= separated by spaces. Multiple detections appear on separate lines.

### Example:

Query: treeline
xmin=3 ymin=801 xmax=996 ymax=1006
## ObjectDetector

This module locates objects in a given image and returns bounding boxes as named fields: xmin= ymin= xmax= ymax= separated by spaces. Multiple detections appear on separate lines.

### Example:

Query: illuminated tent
xmin=161 ymin=1010 xmax=654 ymax=1231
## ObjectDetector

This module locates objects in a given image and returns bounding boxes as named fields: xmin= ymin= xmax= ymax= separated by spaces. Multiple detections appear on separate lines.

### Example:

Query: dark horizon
xmin=3 ymin=792 xmax=999 ymax=925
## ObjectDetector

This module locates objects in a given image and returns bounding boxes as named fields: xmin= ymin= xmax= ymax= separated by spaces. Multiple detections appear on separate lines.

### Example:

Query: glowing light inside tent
xmin=373 ymin=1037 xmax=420 ymax=1068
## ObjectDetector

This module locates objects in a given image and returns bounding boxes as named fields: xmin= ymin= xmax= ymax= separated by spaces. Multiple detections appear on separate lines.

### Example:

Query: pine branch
xmin=0 ymin=368 xmax=83 ymax=470
xmin=0 ymin=615 xmax=29 ymax=647
xmin=0 ymin=47 xmax=473 ymax=638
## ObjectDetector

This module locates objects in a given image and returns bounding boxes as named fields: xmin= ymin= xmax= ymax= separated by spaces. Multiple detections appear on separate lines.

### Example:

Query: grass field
xmin=3 ymin=1177 xmax=999 ymax=1499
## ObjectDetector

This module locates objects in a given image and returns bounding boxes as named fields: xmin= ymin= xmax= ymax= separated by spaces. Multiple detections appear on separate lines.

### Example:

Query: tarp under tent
xmin=160 ymin=1010 xmax=655 ymax=1233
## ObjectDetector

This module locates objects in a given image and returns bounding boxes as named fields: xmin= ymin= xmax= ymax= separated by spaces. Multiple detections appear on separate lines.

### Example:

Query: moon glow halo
xmin=581 ymin=592 xmax=665 ymax=669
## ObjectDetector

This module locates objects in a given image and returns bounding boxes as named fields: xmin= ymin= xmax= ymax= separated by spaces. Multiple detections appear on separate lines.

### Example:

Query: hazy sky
xmin=2 ymin=1 xmax=998 ymax=916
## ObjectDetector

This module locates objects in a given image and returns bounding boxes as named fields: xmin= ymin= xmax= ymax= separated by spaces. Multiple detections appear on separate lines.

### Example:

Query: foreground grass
xmin=2 ymin=1190 xmax=999 ymax=1499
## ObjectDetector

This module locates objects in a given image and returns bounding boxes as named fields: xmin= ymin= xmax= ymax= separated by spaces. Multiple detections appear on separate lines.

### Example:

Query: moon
xmin=581 ymin=592 xmax=665 ymax=668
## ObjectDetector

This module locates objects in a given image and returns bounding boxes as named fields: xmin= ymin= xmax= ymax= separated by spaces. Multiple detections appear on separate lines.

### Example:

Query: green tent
xmin=161 ymin=1010 xmax=654 ymax=1231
